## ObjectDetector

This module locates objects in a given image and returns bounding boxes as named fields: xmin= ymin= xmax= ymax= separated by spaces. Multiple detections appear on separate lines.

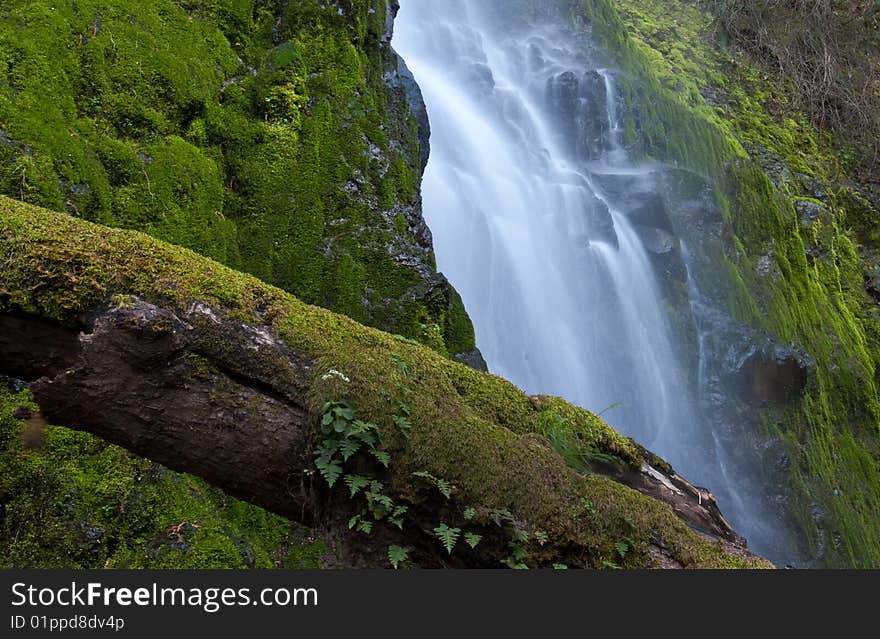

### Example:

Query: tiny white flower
xmin=321 ymin=369 xmax=351 ymax=383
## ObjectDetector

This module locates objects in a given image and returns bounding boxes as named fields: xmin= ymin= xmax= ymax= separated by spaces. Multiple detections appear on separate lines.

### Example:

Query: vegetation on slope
xmin=579 ymin=0 xmax=880 ymax=567
xmin=0 ymin=0 xmax=475 ymax=569
xmin=709 ymin=0 xmax=880 ymax=176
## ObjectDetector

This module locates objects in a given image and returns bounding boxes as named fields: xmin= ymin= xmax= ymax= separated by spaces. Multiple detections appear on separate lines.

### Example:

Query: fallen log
xmin=0 ymin=196 xmax=771 ymax=568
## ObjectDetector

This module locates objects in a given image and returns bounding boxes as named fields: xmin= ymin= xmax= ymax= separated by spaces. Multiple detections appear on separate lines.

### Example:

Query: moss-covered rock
xmin=578 ymin=0 xmax=880 ymax=567
xmin=0 ymin=0 xmax=474 ymax=354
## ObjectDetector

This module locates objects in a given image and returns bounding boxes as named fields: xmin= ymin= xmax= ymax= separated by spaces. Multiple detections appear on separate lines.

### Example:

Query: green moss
xmin=0 ymin=198 xmax=770 ymax=568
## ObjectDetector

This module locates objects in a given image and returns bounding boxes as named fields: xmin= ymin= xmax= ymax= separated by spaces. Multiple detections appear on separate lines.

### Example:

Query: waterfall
xmin=393 ymin=0 xmax=791 ymax=563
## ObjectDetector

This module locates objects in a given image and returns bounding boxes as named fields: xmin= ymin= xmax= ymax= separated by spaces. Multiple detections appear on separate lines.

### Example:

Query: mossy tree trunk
xmin=0 ymin=197 xmax=771 ymax=568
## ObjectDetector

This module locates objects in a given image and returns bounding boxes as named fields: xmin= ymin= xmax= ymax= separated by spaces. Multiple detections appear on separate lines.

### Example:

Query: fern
xmin=370 ymin=449 xmax=391 ymax=468
xmin=581 ymin=497 xmax=596 ymax=516
xmin=488 ymin=507 xmax=513 ymax=525
xmin=553 ymin=563 xmax=569 ymax=570
xmin=339 ymin=438 xmax=362 ymax=461
xmin=505 ymin=544 xmax=529 ymax=569
xmin=535 ymin=531 xmax=549 ymax=546
xmin=436 ymin=478 xmax=452 ymax=500
xmin=389 ymin=505 xmax=408 ymax=529
xmin=393 ymin=414 xmax=412 ymax=437
xmin=348 ymin=513 xmax=373 ymax=535
xmin=344 ymin=475 xmax=370 ymax=498
xmin=315 ymin=439 xmax=340 ymax=460
xmin=391 ymin=354 xmax=411 ymax=376
xmin=463 ymin=507 xmax=476 ymax=521
xmin=388 ymin=545 xmax=409 ymax=569
xmin=434 ymin=524 xmax=461 ymax=555
xmin=316 ymin=458 xmax=342 ymax=488
xmin=464 ymin=532 xmax=482 ymax=549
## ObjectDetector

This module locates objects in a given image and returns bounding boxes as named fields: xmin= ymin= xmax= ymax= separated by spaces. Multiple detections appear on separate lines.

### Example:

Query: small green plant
xmin=539 ymin=413 xmax=625 ymax=473
xmin=316 ymin=401 xmax=408 ymax=542
xmin=614 ymin=537 xmax=636 ymax=563
xmin=464 ymin=532 xmax=482 ymax=549
xmin=388 ymin=545 xmax=409 ymax=569
xmin=315 ymin=401 xmax=389 ymax=488
xmin=581 ymin=497 xmax=596 ymax=516
xmin=348 ymin=514 xmax=373 ymax=536
xmin=392 ymin=413 xmax=412 ymax=438
xmin=434 ymin=524 xmax=461 ymax=555
xmin=391 ymin=354 xmax=411 ymax=377
xmin=505 ymin=543 xmax=529 ymax=570
xmin=343 ymin=475 xmax=370 ymax=498
xmin=388 ymin=505 xmax=408 ymax=530
xmin=413 ymin=471 xmax=453 ymax=500
xmin=463 ymin=507 xmax=476 ymax=521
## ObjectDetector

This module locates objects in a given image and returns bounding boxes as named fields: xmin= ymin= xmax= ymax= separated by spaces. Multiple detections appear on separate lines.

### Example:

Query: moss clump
xmin=0 ymin=198 xmax=771 ymax=568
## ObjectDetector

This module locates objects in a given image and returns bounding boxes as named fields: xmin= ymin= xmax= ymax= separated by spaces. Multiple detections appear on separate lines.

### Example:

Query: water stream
xmin=393 ymin=0 xmax=788 ymax=563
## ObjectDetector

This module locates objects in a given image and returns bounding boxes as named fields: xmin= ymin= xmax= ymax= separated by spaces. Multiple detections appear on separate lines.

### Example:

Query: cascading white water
xmin=394 ymin=0 xmax=798 ymax=565
xmin=393 ymin=0 xmax=695 ymax=459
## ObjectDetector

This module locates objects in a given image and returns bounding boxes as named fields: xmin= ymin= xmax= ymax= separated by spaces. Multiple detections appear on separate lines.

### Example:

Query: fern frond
xmin=370 ymin=449 xmax=391 ymax=468
xmin=388 ymin=545 xmax=409 ymax=569
xmin=343 ymin=475 xmax=370 ymax=498
xmin=339 ymin=438 xmax=362 ymax=462
xmin=434 ymin=524 xmax=461 ymax=555
xmin=316 ymin=458 xmax=342 ymax=488
xmin=464 ymin=532 xmax=482 ymax=549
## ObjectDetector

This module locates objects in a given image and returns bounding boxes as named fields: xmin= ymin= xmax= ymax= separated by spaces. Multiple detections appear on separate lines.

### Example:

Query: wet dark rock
xmin=733 ymin=343 xmax=812 ymax=406
xmin=625 ymin=193 xmax=673 ymax=232
xmin=385 ymin=53 xmax=431 ymax=173
xmin=454 ymin=349 xmax=488 ymax=372
xmin=12 ymin=405 xmax=32 ymax=420
xmin=546 ymin=69 xmax=612 ymax=160
xmin=586 ymin=197 xmax=617 ymax=248
xmin=383 ymin=0 xmax=400 ymax=43
xmin=795 ymin=199 xmax=829 ymax=228
xmin=579 ymin=70 xmax=610 ymax=159
xmin=638 ymin=226 xmax=676 ymax=255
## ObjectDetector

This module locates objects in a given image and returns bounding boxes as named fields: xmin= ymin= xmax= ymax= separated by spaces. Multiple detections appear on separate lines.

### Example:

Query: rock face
xmin=0 ymin=0 xmax=480 ymax=363
xmin=546 ymin=69 xmax=610 ymax=160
